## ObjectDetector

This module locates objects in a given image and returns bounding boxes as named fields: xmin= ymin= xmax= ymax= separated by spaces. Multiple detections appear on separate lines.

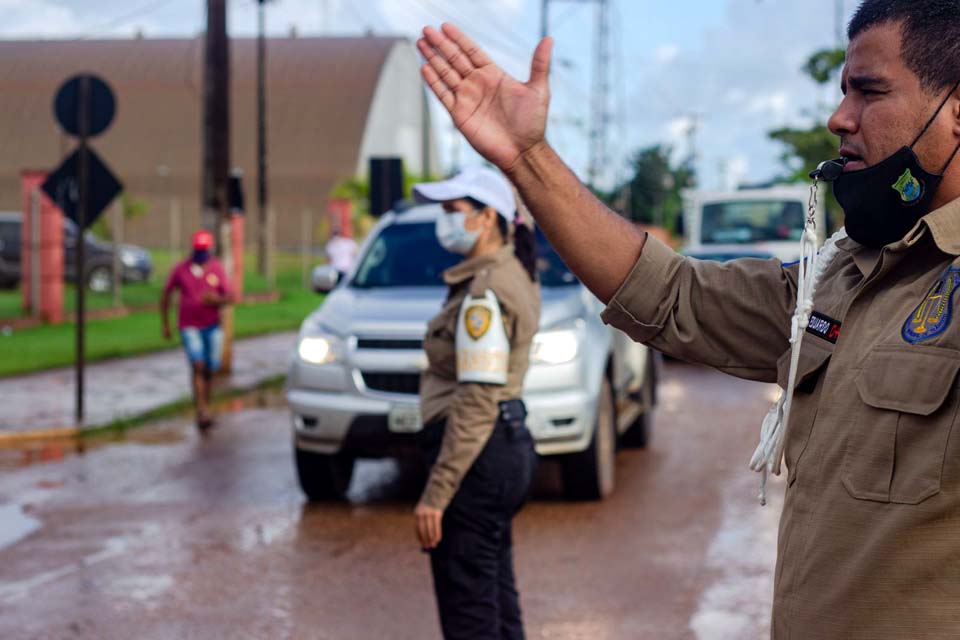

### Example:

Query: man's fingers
xmin=421 ymin=64 xmax=455 ymax=112
xmin=440 ymin=23 xmax=493 ymax=69
xmin=417 ymin=38 xmax=463 ymax=91
xmin=423 ymin=25 xmax=475 ymax=78
xmin=528 ymin=36 xmax=553 ymax=91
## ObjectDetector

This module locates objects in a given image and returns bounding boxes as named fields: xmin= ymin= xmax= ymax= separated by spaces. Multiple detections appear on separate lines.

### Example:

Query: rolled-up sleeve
xmin=601 ymin=234 xmax=799 ymax=382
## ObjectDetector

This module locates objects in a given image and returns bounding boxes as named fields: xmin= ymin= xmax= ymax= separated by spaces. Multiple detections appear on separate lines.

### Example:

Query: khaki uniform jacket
xmin=419 ymin=245 xmax=540 ymax=511
xmin=602 ymin=198 xmax=960 ymax=639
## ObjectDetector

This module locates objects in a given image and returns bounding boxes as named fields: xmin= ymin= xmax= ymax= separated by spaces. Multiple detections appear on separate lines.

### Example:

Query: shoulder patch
xmin=903 ymin=267 xmax=960 ymax=344
xmin=464 ymin=304 xmax=492 ymax=340
xmin=456 ymin=289 xmax=510 ymax=385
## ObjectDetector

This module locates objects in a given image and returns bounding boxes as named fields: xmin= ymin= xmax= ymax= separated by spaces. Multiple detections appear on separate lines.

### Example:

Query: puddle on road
xmin=0 ymin=386 xmax=287 ymax=471
xmin=0 ymin=504 xmax=41 ymax=552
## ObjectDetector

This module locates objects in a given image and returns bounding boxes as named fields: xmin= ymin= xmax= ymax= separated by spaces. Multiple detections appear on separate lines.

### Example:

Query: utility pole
xmin=541 ymin=0 xmax=611 ymax=188
xmin=256 ymin=0 xmax=269 ymax=275
xmin=541 ymin=0 xmax=549 ymax=39
xmin=203 ymin=0 xmax=234 ymax=370
xmin=684 ymin=112 xmax=699 ymax=187
xmin=588 ymin=0 xmax=610 ymax=188
xmin=203 ymin=0 xmax=230 ymax=236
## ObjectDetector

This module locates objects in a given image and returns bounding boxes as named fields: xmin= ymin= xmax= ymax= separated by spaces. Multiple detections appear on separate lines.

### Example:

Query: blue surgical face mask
xmin=192 ymin=249 xmax=210 ymax=264
xmin=436 ymin=212 xmax=480 ymax=255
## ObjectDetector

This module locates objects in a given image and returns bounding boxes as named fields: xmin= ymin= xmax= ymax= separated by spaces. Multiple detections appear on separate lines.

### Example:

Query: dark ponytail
xmin=495 ymin=213 xmax=538 ymax=282
xmin=468 ymin=197 xmax=538 ymax=282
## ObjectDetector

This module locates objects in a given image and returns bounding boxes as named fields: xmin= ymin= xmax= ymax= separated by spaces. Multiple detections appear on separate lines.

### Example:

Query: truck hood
xmin=301 ymin=284 xmax=595 ymax=339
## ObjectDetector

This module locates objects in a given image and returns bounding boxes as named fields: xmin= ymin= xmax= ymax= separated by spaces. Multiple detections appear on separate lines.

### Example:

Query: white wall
xmin=355 ymin=40 xmax=439 ymax=178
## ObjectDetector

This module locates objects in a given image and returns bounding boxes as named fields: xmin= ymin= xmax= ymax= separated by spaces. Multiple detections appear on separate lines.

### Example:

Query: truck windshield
xmin=352 ymin=222 xmax=460 ymax=288
xmin=701 ymin=200 xmax=804 ymax=244
xmin=536 ymin=227 xmax=578 ymax=286
xmin=351 ymin=222 xmax=580 ymax=288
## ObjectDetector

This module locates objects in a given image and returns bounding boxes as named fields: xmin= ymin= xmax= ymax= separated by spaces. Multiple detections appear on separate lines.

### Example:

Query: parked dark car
xmin=0 ymin=212 xmax=152 ymax=291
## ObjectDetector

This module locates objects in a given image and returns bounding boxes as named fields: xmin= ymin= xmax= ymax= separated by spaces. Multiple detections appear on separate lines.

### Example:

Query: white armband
xmin=456 ymin=289 xmax=510 ymax=385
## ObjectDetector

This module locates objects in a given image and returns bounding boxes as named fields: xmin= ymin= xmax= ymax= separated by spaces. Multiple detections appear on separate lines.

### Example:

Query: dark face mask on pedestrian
xmin=192 ymin=249 xmax=210 ymax=264
xmin=813 ymin=82 xmax=960 ymax=249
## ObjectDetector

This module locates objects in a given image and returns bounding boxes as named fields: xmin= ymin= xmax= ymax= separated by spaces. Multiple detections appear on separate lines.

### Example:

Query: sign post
xmin=43 ymin=74 xmax=121 ymax=428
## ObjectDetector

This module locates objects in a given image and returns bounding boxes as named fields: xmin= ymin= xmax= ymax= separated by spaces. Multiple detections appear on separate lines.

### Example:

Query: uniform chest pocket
xmin=843 ymin=345 xmax=960 ymax=504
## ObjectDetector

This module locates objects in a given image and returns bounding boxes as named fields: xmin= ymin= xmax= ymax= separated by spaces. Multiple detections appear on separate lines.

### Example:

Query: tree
xmin=768 ymin=47 xmax=845 ymax=228
xmin=330 ymin=170 xmax=441 ymax=239
xmin=607 ymin=144 xmax=694 ymax=234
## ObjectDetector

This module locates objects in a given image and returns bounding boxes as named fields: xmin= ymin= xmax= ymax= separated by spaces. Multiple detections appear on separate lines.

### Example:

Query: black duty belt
xmin=498 ymin=399 xmax=527 ymax=431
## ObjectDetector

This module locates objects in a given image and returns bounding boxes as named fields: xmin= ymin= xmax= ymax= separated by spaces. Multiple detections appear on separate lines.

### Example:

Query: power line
xmin=78 ymin=0 xmax=180 ymax=39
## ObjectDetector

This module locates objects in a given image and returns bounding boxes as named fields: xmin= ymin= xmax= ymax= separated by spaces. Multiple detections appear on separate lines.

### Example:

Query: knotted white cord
xmin=749 ymin=181 xmax=847 ymax=505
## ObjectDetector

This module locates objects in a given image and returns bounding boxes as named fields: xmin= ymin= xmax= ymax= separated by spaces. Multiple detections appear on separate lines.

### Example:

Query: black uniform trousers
xmin=421 ymin=399 xmax=537 ymax=640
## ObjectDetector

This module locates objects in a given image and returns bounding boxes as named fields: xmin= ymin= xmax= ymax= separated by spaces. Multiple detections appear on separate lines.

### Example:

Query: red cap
xmin=192 ymin=230 xmax=214 ymax=250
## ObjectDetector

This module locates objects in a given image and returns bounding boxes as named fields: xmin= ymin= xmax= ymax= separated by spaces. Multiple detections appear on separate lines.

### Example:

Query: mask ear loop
xmin=910 ymin=80 xmax=960 ymax=149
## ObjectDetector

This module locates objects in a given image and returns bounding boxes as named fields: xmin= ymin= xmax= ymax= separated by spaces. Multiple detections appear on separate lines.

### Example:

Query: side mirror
xmin=311 ymin=265 xmax=340 ymax=293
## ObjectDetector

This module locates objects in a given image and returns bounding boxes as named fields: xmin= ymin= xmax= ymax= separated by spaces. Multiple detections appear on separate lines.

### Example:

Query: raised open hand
xmin=418 ymin=23 xmax=553 ymax=172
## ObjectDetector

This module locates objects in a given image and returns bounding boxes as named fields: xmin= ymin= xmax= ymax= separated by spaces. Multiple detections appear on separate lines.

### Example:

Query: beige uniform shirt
xmin=419 ymin=245 xmax=541 ymax=511
xmin=602 ymin=197 xmax=960 ymax=639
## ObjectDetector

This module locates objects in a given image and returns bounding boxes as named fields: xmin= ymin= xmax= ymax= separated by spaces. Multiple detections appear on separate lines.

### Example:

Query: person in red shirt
xmin=160 ymin=230 xmax=232 ymax=430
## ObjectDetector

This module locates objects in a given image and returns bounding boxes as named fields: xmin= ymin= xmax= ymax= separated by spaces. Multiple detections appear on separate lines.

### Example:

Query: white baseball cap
xmin=413 ymin=166 xmax=517 ymax=222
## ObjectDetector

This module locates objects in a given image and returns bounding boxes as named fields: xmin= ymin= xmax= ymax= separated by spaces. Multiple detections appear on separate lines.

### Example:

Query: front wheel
xmin=87 ymin=265 xmax=112 ymax=292
xmin=561 ymin=377 xmax=616 ymax=500
xmin=621 ymin=355 xmax=657 ymax=449
xmin=295 ymin=447 xmax=355 ymax=502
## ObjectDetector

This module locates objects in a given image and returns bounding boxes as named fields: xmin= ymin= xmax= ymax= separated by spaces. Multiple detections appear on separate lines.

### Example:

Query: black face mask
xmin=818 ymin=82 xmax=960 ymax=249
xmin=192 ymin=249 xmax=210 ymax=264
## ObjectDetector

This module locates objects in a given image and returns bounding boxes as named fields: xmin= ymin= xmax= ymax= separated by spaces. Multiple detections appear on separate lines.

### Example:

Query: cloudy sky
xmin=0 ymin=0 xmax=856 ymax=189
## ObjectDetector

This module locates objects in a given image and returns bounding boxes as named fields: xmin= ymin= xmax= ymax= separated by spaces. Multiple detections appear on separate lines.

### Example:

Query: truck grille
xmin=361 ymin=372 xmax=421 ymax=395
xmin=357 ymin=338 xmax=424 ymax=350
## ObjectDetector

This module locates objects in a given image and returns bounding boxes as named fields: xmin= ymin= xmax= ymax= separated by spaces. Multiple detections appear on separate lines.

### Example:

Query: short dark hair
xmin=848 ymin=0 xmax=960 ymax=93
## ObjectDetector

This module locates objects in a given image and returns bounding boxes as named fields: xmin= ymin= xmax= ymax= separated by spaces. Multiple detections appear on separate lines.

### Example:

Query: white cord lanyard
xmin=749 ymin=180 xmax=846 ymax=505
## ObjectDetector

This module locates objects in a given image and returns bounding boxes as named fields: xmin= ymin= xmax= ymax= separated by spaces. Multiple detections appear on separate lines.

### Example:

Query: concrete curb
xmin=0 ymin=426 xmax=80 ymax=445
xmin=0 ymin=374 xmax=287 ymax=447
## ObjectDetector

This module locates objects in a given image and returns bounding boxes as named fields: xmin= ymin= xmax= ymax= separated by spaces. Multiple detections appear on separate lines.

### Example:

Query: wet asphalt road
xmin=0 ymin=362 xmax=785 ymax=640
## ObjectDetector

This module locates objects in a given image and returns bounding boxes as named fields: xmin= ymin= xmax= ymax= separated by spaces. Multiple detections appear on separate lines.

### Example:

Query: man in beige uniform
xmin=415 ymin=0 xmax=960 ymax=637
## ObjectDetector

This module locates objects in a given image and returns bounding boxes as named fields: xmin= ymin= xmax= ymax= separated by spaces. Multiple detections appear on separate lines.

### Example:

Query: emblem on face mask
xmin=892 ymin=168 xmax=923 ymax=204
xmin=465 ymin=305 xmax=492 ymax=340
xmin=903 ymin=267 xmax=960 ymax=344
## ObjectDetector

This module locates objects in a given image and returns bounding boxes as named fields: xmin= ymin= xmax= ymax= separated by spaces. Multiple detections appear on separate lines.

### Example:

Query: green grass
xmin=0 ymin=249 xmax=326 ymax=377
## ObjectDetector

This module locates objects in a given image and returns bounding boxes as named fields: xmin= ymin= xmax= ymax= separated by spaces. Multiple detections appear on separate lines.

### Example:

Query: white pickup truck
xmin=287 ymin=204 xmax=658 ymax=501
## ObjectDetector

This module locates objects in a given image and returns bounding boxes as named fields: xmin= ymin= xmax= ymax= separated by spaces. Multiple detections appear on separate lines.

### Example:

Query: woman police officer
xmin=413 ymin=166 xmax=541 ymax=640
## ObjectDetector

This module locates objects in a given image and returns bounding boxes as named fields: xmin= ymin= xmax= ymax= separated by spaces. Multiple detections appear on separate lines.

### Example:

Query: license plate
xmin=388 ymin=406 xmax=422 ymax=433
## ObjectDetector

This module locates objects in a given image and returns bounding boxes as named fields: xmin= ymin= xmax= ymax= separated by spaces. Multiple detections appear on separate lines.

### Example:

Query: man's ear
xmin=951 ymin=84 xmax=960 ymax=137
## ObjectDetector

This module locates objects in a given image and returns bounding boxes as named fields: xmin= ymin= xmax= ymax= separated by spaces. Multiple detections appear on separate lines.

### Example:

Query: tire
xmin=295 ymin=447 xmax=355 ymax=502
xmin=561 ymin=377 xmax=617 ymax=500
xmin=621 ymin=355 xmax=657 ymax=449
xmin=87 ymin=265 xmax=112 ymax=293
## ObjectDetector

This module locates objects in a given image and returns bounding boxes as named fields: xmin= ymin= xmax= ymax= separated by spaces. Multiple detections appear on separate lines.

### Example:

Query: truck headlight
xmin=531 ymin=328 xmax=580 ymax=365
xmin=120 ymin=248 xmax=138 ymax=267
xmin=298 ymin=335 xmax=343 ymax=365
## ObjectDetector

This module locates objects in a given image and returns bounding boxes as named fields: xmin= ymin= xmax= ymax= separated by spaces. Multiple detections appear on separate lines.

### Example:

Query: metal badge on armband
xmin=456 ymin=290 xmax=510 ymax=385
xmin=749 ymin=159 xmax=847 ymax=505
